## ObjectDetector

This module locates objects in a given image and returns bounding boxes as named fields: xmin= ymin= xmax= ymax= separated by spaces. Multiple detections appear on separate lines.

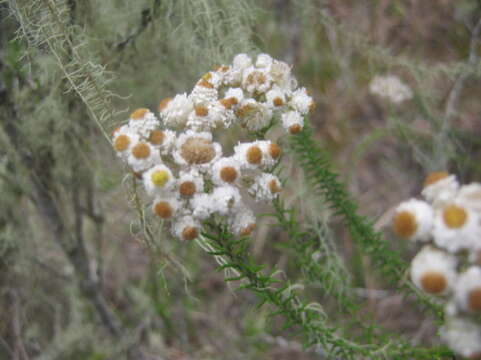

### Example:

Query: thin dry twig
xmin=444 ymin=17 xmax=481 ymax=123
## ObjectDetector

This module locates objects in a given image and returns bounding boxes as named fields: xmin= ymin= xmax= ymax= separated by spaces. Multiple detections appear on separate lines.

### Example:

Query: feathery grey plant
xmin=10 ymin=0 xmax=120 ymax=138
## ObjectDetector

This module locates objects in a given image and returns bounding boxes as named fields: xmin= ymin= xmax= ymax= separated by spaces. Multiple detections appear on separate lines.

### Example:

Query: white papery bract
xmin=178 ymin=169 xmax=204 ymax=198
xmin=249 ymin=173 xmax=282 ymax=202
xmin=127 ymin=109 xmax=160 ymax=138
xmin=421 ymin=173 xmax=459 ymax=208
xmin=113 ymin=129 xmax=138 ymax=161
xmin=190 ymin=81 xmax=218 ymax=105
xmin=212 ymin=157 xmax=242 ymax=186
xmin=237 ymin=99 xmax=273 ymax=131
xmin=143 ymin=164 xmax=175 ymax=196
xmin=281 ymin=110 xmax=304 ymax=134
xmin=211 ymin=186 xmax=243 ymax=216
xmin=112 ymin=53 xmax=313 ymax=241
xmin=152 ymin=195 xmax=182 ymax=220
xmin=173 ymin=216 xmax=201 ymax=241
xmin=410 ymin=246 xmax=457 ymax=295
xmin=233 ymin=141 xmax=263 ymax=170
xmin=149 ymin=129 xmax=176 ymax=155
xmin=457 ymin=183 xmax=481 ymax=213
xmin=190 ymin=193 xmax=215 ymax=220
xmin=224 ymin=87 xmax=244 ymax=103
xmin=229 ymin=206 xmax=256 ymax=237
xmin=159 ymin=93 xmax=193 ymax=129
xmin=290 ymin=87 xmax=313 ymax=115
xmin=255 ymin=53 xmax=273 ymax=68
xmin=454 ymin=267 xmax=481 ymax=313
xmin=127 ymin=141 xmax=161 ymax=173
xmin=242 ymin=66 xmax=272 ymax=94
xmin=441 ymin=317 xmax=481 ymax=359
xmin=432 ymin=202 xmax=480 ymax=253
xmin=270 ymin=59 xmax=295 ymax=92
xmin=266 ymin=86 xmax=286 ymax=108
xmin=233 ymin=53 xmax=253 ymax=71
xmin=258 ymin=140 xmax=281 ymax=168
xmin=392 ymin=198 xmax=434 ymax=242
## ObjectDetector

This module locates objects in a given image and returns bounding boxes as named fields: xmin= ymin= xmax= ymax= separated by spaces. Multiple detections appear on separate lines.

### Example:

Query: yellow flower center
xmin=420 ymin=271 xmax=447 ymax=294
xmin=220 ymin=166 xmax=238 ymax=183
xmin=158 ymin=98 xmax=172 ymax=112
xmin=288 ymin=124 xmax=302 ymax=134
xmin=114 ymin=134 xmax=130 ymax=152
xmin=151 ymin=170 xmax=169 ymax=187
xmin=182 ymin=226 xmax=199 ymax=241
xmin=235 ymin=104 xmax=256 ymax=118
xmin=469 ymin=287 xmax=481 ymax=312
xmin=219 ymin=97 xmax=238 ymax=109
xmin=393 ymin=211 xmax=417 ymax=238
xmin=148 ymin=130 xmax=165 ymax=145
xmin=179 ymin=181 xmax=196 ymax=197
xmin=268 ymin=143 xmax=281 ymax=159
xmin=240 ymin=223 xmax=256 ymax=237
xmin=198 ymin=79 xmax=214 ymax=88
xmin=130 ymin=108 xmax=149 ymax=120
xmin=273 ymin=97 xmax=284 ymax=106
xmin=268 ymin=179 xmax=281 ymax=193
xmin=132 ymin=142 xmax=151 ymax=159
xmin=246 ymin=146 xmax=262 ymax=165
xmin=180 ymin=137 xmax=216 ymax=165
xmin=195 ymin=105 xmax=209 ymax=117
xmin=423 ymin=171 xmax=449 ymax=187
xmin=215 ymin=65 xmax=229 ymax=73
xmin=443 ymin=204 xmax=468 ymax=228
xmin=154 ymin=201 xmax=173 ymax=219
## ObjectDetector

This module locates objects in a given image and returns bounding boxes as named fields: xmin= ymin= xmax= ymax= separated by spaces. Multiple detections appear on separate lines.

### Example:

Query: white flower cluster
xmin=392 ymin=172 xmax=481 ymax=358
xmin=369 ymin=75 xmax=413 ymax=104
xmin=112 ymin=53 xmax=314 ymax=242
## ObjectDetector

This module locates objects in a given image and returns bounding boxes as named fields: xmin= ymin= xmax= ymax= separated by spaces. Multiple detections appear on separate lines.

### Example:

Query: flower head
xmin=421 ymin=172 xmax=459 ymax=208
xmin=178 ymin=169 xmax=204 ymax=198
xmin=392 ymin=199 xmax=433 ymax=241
xmin=249 ymin=173 xmax=282 ymax=202
xmin=410 ymin=246 xmax=457 ymax=295
xmin=290 ymin=87 xmax=314 ymax=115
xmin=159 ymin=93 xmax=193 ymax=129
xmin=173 ymin=131 xmax=222 ymax=170
xmin=441 ymin=317 xmax=481 ymax=359
xmin=127 ymin=140 xmax=160 ymax=172
xmin=229 ymin=206 xmax=256 ymax=237
xmin=454 ymin=267 xmax=481 ymax=313
xmin=369 ymin=75 xmax=413 ymax=104
xmin=152 ymin=196 xmax=181 ymax=220
xmin=281 ymin=110 xmax=303 ymax=134
xmin=212 ymin=157 xmax=242 ymax=186
xmin=173 ymin=216 xmax=200 ymax=241
xmin=143 ymin=165 xmax=175 ymax=195
xmin=433 ymin=201 xmax=480 ymax=253
xmin=112 ymin=53 xmax=312 ymax=241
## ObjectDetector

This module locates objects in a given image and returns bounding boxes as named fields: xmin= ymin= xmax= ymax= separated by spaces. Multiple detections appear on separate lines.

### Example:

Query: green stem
xmin=199 ymin=220 xmax=451 ymax=359
xmin=288 ymin=121 xmax=444 ymax=319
